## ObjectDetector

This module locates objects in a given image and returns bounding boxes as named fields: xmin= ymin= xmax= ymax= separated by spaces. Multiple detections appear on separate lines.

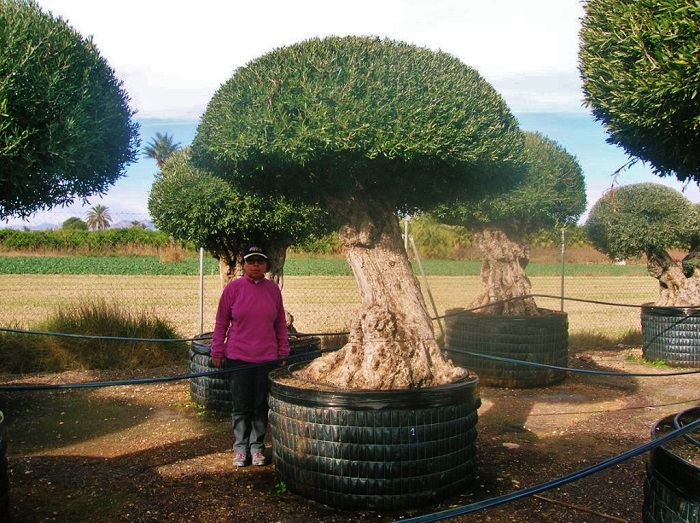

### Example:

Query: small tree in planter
xmin=148 ymin=148 xmax=329 ymax=287
xmin=586 ymin=183 xmax=700 ymax=306
xmin=191 ymin=36 xmax=524 ymax=509
xmin=435 ymin=131 xmax=587 ymax=386
xmin=586 ymin=183 xmax=700 ymax=365
xmin=437 ymin=131 xmax=586 ymax=315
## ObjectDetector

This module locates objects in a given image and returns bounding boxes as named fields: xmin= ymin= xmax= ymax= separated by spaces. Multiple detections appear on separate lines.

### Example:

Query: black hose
xmin=395 ymin=415 xmax=700 ymax=523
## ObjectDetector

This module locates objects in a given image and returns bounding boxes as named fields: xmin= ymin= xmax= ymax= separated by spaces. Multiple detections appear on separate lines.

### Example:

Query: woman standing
xmin=210 ymin=245 xmax=290 ymax=467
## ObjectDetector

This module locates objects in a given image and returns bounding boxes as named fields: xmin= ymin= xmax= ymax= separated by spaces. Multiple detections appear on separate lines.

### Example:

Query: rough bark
xmin=646 ymin=248 xmax=700 ymax=307
xmin=218 ymin=254 xmax=243 ymax=287
xmin=469 ymin=228 xmax=540 ymax=316
xmin=295 ymin=198 xmax=467 ymax=390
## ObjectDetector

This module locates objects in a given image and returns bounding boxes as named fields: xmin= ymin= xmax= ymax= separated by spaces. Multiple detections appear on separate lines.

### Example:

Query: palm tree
xmin=86 ymin=204 xmax=112 ymax=230
xmin=143 ymin=132 xmax=181 ymax=168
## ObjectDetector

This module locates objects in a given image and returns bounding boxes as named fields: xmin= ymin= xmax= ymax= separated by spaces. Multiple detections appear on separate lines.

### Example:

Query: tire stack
xmin=287 ymin=334 xmax=322 ymax=364
xmin=641 ymin=304 xmax=700 ymax=367
xmin=445 ymin=308 xmax=569 ymax=388
xmin=188 ymin=332 xmax=322 ymax=411
xmin=189 ymin=334 xmax=232 ymax=411
xmin=269 ymin=369 xmax=481 ymax=510
xmin=643 ymin=407 xmax=700 ymax=523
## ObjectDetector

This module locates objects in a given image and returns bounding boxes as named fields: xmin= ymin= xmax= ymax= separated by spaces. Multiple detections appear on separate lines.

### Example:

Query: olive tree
xmin=191 ymin=36 xmax=525 ymax=390
xmin=586 ymin=183 xmax=700 ymax=306
xmin=579 ymin=0 xmax=700 ymax=184
xmin=0 ymin=0 xmax=139 ymax=220
xmin=436 ymin=131 xmax=587 ymax=315
xmin=61 ymin=217 xmax=87 ymax=231
xmin=149 ymin=148 xmax=330 ymax=287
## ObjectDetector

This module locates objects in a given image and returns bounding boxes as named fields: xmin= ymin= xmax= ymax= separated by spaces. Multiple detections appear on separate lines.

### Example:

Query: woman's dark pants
xmin=226 ymin=359 xmax=275 ymax=456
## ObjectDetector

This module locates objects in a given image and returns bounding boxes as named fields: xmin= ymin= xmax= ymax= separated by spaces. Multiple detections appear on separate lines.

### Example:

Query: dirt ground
xmin=1 ymin=345 xmax=698 ymax=523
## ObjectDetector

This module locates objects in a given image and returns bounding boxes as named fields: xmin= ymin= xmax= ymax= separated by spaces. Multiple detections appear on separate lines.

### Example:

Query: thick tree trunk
xmin=218 ymin=254 xmax=243 ymax=286
xmin=647 ymin=249 xmax=700 ymax=306
xmin=469 ymin=228 xmax=539 ymax=316
xmin=295 ymin=199 xmax=467 ymax=390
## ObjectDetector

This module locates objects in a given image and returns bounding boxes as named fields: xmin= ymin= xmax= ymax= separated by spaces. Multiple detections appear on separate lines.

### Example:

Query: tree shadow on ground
xmin=2 ymin=353 xmax=698 ymax=523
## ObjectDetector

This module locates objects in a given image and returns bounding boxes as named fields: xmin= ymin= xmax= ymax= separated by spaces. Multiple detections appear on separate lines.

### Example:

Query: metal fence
xmin=0 ymin=267 xmax=659 ymax=344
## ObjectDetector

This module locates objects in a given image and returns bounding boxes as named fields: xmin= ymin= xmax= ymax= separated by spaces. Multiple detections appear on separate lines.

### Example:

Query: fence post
xmin=410 ymin=235 xmax=444 ymax=339
xmin=560 ymin=227 xmax=566 ymax=311
xmin=199 ymin=247 xmax=204 ymax=335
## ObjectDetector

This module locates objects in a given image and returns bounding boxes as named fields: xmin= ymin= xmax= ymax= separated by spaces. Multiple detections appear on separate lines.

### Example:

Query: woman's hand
xmin=211 ymin=357 xmax=223 ymax=369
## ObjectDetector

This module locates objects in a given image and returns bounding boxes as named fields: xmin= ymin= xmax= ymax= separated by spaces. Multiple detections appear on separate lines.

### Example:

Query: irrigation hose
xmin=0 ymin=347 xmax=343 ymax=391
xmin=0 ymin=326 xmax=350 ymax=342
xmin=394 ymin=415 xmax=700 ymax=523
xmin=672 ymin=406 xmax=700 ymax=447
xmin=1 ymin=292 xmax=699 ymax=387
xmin=443 ymin=348 xmax=700 ymax=377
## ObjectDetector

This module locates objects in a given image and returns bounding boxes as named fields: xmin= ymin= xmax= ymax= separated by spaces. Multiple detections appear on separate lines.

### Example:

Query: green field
xmin=0 ymin=253 xmax=658 ymax=350
xmin=0 ymin=270 xmax=658 ymax=345
xmin=0 ymin=255 xmax=649 ymax=277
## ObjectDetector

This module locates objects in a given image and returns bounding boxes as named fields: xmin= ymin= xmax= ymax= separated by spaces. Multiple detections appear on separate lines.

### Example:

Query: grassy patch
xmin=624 ymin=351 xmax=669 ymax=368
xmin=0 ymin=298 xmax=187 ymax=373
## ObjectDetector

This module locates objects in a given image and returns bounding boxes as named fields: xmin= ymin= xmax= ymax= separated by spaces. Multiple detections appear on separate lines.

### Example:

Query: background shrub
xmin=0 ymin=299 xmax=187 ymax=373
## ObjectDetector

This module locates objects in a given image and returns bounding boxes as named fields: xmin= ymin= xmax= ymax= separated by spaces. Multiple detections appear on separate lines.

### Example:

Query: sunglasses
xmin=245 ymin=257 xmax=266 ymax=265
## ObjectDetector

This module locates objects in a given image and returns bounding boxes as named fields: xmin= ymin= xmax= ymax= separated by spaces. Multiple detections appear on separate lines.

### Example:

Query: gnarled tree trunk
xmin=470 ymin=228 xmax=539 ymax=316
xmin=647 ymin=248 xmax=700 ymax=306
xmin=296 ymin=198 xmax=467 ymax=390
xmin=218 ymin=254 xmax=244 ymax=286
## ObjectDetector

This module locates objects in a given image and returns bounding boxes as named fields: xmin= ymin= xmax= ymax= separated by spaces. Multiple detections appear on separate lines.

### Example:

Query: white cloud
xmin=36 ymin=0 xmax=586 ymax=118
xmin=21 ymin=0 xmax=700 ymax=229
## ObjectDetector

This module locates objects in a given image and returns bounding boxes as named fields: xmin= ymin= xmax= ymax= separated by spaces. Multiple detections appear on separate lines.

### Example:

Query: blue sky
xmin=7 ymin=0 xmax=699 ymax=228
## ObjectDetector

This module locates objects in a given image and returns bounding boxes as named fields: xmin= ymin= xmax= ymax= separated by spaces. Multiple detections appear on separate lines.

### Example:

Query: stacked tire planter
xmin=268 ymin=367 xmax=481 ymax=510
xmin=0 ymin=411 xmax=7 ymax=523
xmin=444 ymin=308 xmax=568 ymax=388
xmin=641 ymin=304 xmax=700 ymax=368
xmin=189 ymin=333 xmax=232 ymax=411
xmin=643 ymin=407 xmax=700 ymax=523
xmin=188 ymin=332 xmax=322 ymax=411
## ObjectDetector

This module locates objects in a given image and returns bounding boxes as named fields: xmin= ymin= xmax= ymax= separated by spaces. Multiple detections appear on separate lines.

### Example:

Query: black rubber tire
xmin=188 ymin=333 xmax=322 ymax=411
xmin=188 ymin=349 xmax=232 ymax=411
xmin=0 ymin=411 xmax=9 ymax=523
xmin=268 ymin=368 xmax=481 ymax=510
xmin=190 ymin=332 xmax=213 ymax=356
xmin=643 ymin=407 xmax=700 ymax=523
xmin=444 ymin=308 xmax=568 ymax=388
xmin=641 ymin=304 xmax=700 ymax=368
xmin=287 ymin=335 xmax=322 ymax=364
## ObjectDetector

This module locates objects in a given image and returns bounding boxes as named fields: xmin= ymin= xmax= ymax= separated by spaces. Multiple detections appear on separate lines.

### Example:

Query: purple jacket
xmin=210 ymin=275 xmax=290 ymax=363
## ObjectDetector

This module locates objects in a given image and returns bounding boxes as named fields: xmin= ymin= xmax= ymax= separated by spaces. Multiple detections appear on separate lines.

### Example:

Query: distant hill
xmin=5 ymin=220 xmax=155 ymax=231
xmin=112 ymin=220 xmax=156 ymax=230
